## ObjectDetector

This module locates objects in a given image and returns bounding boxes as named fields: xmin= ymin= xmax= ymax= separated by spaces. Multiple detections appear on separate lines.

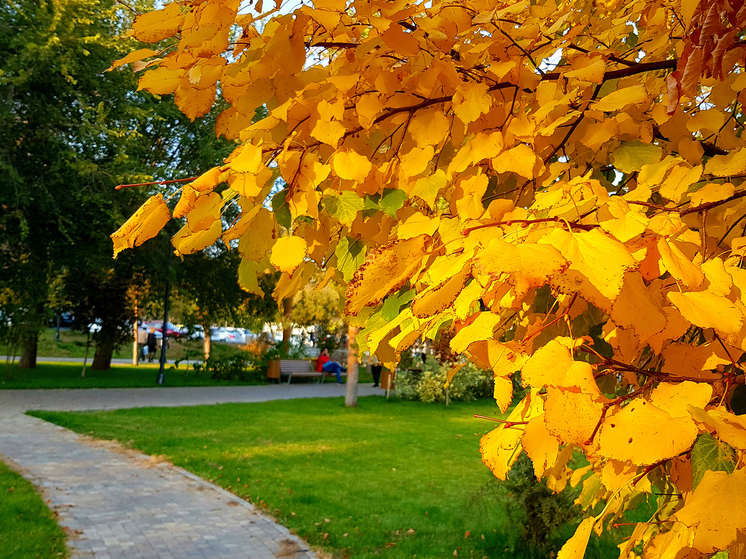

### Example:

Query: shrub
xmin=397 ymin=356 xmax=493 ymax=403
xmin=192 ymin=351 xmax=263 ymax=382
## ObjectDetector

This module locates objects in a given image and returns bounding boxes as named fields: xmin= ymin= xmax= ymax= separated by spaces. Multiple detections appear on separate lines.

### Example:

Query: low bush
xmin=397 ymin=356 xmax=493 ymax=402
xmin=192 ymin=351 xmax=263 ymax=382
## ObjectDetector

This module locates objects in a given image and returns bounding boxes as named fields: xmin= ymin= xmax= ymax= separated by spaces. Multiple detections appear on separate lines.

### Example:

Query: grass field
xmin=0 ymin=362 xmax=266 ymax=389
xmin=0 ymin=460 xmax=68 ymax=558
xmin=21 ymin=327 xmax=234 ymax=362
xmin=31 ymin=397 xmax=634 ymax=559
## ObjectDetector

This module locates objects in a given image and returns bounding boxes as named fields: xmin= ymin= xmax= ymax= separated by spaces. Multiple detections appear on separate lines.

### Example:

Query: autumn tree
xmin=114 ymin=0 xmax=746 ymax=555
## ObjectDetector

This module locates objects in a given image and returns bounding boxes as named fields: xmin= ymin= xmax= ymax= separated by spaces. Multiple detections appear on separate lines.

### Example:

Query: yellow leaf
xmin=453 ymin=82 xmax=492 ymax=124
xmin=610 ymin=272 xmax=667 ymax=341
xmin=269 ymin=236 xmax=307 ymax=275
xmin=687 ymin=406 xmax=746 ymax=450
xmin=564 ymin=54 xmax=606 ymax=83
xmin=611 ymin=141 xmax=663 ymax=174
xmin=474 ymin=239 xmax=568 ymax=299
xmin=186 ymin=192 xmax=223 ymax=232
xmin=175 ymin=83 xmax=216 ymax=121
xmin=131 ymin=3 xmax=183 ymax=43
xmin=492 ymin=144 xmax=540 ymax=179
xmin=346 ymin=236 xmax=428 ymax=314
xmin=107 ymin=48 xmax=157 ymax=72
xmin=591 ymin=85 xmax=650 ymax=112
xmin=356 ymin=93 xmax=384 ymax=129
xmin=230 ymin=144 xmax=265 ymax=174
xmin=238 ymin=258 xmax=266 ymax=297
xmin=173 ymin=185 xmax=197 ymax=219
xmin=191 ymin=167 xmax=223 ymax=192
xmin=137 ymin=66 xmax=183 ymax=95
xmin=704 ymin=148 xmax=746 ymax=177
xmin=522 ymin=414 xmax=559 ymax=478
xmin=411 ymin=170 xmax=447 ymax=209
xmin=111 ymin=194 xmax=170 ymax=257
xmin=400 ymin=146 xmax=434 ymax=178
xmin=686 ymin=110 xmax=725 ymax=134
xmin=172 ymin=218 xmax=222 ymax=255
xmin=674 ymin=469 xmax=746 ymax=554
xmin=493 ymin=375 xmax=514 ymax=413
xmin=480 ymin=391 xmax=543 ymax=480
xmin=411 ymin=264 xmax=470 ymax=318
xmin=332 ymin=150 xmax=372 ymax=182
xmin=667 ymin=291 xmax=745 ymax=343
xmin=690 ymin=182 xmax=735 ymax=208
xmin=649 ymin=381 xmax=713 ymax=418
xmin=409 ymin=109 xmax=451 ymax=148
xmin=521 ymin=338 xmax=592 ymax=390
xmin=545 ymin=389 xmax=606 ymax=446
xmin=598 ymin=400 xmax=699 ymax=466
xmin=657 ymin=238 xmax=704 ymax=289
xmin=539 ymin=228 xmax=637 ymax=309
xmin=238 ymin=208 xmax=276 ymax=261
xmin=557 ymin=517 xmax=596 ymax=559
xmin=444 ymin=363 xmax=465 ymax=390
xmin=311 ymin=117 xmax=346 ymax=147
xmin=398 ymin=213 xmax=440 ymax=240
xmin=450 ymin=312 xmax=502 ymax=353
xmin=661 ymin=343 xmax=732 ymax=380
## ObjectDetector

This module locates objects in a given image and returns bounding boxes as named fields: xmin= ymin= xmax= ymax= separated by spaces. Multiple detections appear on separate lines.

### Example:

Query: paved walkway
xmin=0 ymin=384 xmax=382 ymax=558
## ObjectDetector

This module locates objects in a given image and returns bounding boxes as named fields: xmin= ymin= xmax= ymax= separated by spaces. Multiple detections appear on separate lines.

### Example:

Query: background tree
xmin=176 ymin=248 xmax=277 ymax=358
xmin=115 ymin=0 xmax=746 ymax=555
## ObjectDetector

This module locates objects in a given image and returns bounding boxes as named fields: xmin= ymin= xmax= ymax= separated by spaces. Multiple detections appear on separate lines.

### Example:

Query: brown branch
xmin=584 ymin=380 xmax=654 ymax=446
xmin=116 ymin=177 xmax=197 ymax=190
xmin=542 ymin=58 xmax=677 ymax=81
xmin=463 ymin=217 xmax=599 ymax=233
xmin=473 ymin=414 xmax=528 ymax=427
xmin=680 ymin=190 xmax=746 ymax=215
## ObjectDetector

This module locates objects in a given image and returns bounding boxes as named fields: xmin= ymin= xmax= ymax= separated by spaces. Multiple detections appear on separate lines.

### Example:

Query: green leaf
xmin=324 ymin=191 xmax=365 ymax=226
xmin=381 ymin=287 xmax=416 ymax=321
xmin=271 ymin=188 xmax=292 ymax=230
xmin=334 ymin=236 xmax=366 ymax=282
xmin=611 ymin=141 xmax=663 ymax=174
xmin=691 ymin=433 xmax=736 ymax=490
xmin=380 ymin=188 xmax=408 ymax=217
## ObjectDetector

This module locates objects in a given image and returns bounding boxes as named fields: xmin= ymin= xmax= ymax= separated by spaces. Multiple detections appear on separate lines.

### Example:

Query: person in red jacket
xmin=316 ymin=348 xmax=345 ymax=384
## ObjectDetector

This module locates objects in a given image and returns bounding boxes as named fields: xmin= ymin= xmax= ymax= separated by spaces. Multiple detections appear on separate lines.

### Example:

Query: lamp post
xmin=157 ymin=233 xmax=173 ymax=385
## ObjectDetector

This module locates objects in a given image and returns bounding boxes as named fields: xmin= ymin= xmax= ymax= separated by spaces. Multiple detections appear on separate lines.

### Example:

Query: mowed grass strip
xmin=31 ymin=397 xmax=618 ymax=559
xmin=0 ymin=362 xmax=266 ymax=390
xmin=0 ymin=460 xmax=68 ymax=559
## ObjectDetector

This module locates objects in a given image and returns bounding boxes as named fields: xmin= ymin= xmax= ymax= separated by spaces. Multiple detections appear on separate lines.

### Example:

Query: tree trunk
xmin=345 ymin=325 xmax=360 ymax=408
xmin=132 ymin=292 xmax=139 ymax=366
xmin=91 ymin=337 xmax=115 ymax=370
xmin=18 ymin=334 xmax=38 ymax=369
xmin=203 ymin=322 xmax=212 ymax=360
xmin=281 ymin=298 xmax=293 ymax=355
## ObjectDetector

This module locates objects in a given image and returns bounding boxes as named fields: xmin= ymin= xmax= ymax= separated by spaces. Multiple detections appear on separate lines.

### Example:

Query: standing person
xmin=316 ymin=348 xmax=346 ymax=384
xmin=137 ymin=324 xmax=148 ymax=360
xmin=146 ymin=328 xmax=158 ymax=362
xmin=370 ymin=354 xmax=382 ymax=388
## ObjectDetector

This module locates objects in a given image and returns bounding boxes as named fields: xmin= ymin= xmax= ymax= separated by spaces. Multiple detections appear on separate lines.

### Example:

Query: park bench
xmin=276 ymin=359 xmax=348 ymax=384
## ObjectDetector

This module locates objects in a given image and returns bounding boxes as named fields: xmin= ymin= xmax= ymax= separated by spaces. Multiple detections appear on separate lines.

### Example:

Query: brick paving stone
xmin=0 ymin=382 xmax=380 ymax=558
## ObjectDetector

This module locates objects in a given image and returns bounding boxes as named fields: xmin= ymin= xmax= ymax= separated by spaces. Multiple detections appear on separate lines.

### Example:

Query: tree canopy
xmin=114 ymin=0 xmax=746 ymax=555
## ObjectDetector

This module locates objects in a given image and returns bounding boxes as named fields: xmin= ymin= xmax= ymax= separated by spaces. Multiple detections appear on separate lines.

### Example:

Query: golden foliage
xmin=114 ymin=0 xmax=746 ymax=554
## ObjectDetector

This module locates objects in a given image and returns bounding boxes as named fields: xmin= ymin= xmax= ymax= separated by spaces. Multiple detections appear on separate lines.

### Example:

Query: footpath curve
xmin=0 ymin=384 xmax=381 ymax=558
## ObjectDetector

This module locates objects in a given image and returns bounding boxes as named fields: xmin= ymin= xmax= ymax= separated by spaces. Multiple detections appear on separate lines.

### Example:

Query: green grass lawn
xmin=31 ymin=397 xmax=625 ymax=559
xmin=0 ymin=362 xmax=267 ymax=389
xmin=25 ymin=327 xmax=236 ymax=362
xmin=0 ymin=460 xmax=68 ymax=559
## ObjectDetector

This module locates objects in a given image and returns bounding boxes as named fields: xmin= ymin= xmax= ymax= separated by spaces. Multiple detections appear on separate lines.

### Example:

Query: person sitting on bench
xmin=316 ymin=348 xmax=346 ymax=384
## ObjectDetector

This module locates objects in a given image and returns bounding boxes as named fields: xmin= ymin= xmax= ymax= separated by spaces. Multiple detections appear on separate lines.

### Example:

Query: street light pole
xmin=157 ymin=240 xmax=173 ymax=385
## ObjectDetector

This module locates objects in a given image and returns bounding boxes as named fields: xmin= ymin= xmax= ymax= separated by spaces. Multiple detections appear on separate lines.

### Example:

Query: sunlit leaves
xmin=113 ymin=1 xmax=746 ymax=555
xmin=111 ymin=194 xmax=170 ymax=257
